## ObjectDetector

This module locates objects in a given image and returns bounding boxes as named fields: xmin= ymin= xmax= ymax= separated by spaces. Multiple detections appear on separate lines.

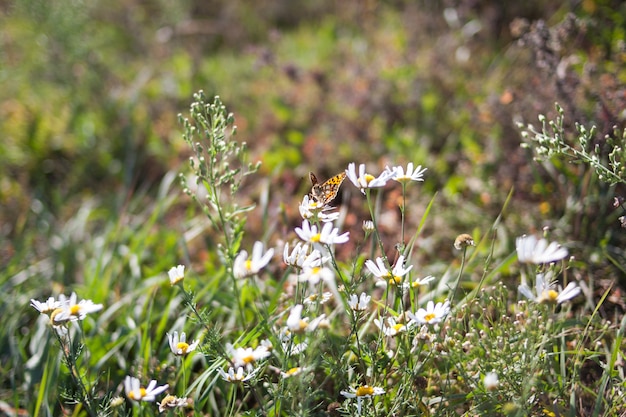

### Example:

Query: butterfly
xmin=309 ymin=171 xmax=347 ymax=206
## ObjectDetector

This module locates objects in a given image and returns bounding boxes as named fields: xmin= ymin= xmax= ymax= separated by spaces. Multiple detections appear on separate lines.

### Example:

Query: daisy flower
xmin=233 ymin=241 xmax=274 ymax=278
xmin=516 ymin=235 xmax=568 ymax=264
xmin=295 ymin=220 xmax=349 ymax=246
xmin=226 ymin=343 xmax=271 ymax=370
xmin=374 ymin=316 xmax=407 ymax=337
xmin=408 ymin=300 xmax=450 ymax=326
xmin=167 ymin=331 xmax=199 ymax=356
xmin=124 ymin=376 xmax=169 ymax=402
xmin=299 ymin=195 xmax=340 ymax=222
xmin=365 ymin=255 xmax=413 ymax=287
xmin=30 ymin=297 xmax=62 ymax=315
xmin=218 ymin=366 xmax=257 ymax=383
xmin=303 ymin=292 xmax=333 ymax=305
xmin=348 ymin=292 xmax=371 ymax=311
xmin=518 ymin=272 xmax=581 ymax=304
xmin=158 ymin=395 xmax=189 ymax=413
xmin=286 ymin=304 xmax=327 ymax=334
xmin=298 ymin=265 xmax=335 ymax=286
xmin=52 ymin=292 xmax=103 ymax=324
xmin=387 ymin=162 xmax=427 ymax=183
xmin=168 ymin=265 xmax=185 ymax=285
xmin=346 ymin=162 xmax=395 ymax=194
xmin=411 ymin=275 xmax=435 ymax=288
xmin=281 ymin=366 xmax=306 ymax=378
xmin=341 ymin=385 xmax=385 ymax=415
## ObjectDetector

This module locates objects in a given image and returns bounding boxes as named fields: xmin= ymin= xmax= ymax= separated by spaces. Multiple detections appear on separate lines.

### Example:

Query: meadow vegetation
xmin=2 ymin=1 xmax=626 ymax=416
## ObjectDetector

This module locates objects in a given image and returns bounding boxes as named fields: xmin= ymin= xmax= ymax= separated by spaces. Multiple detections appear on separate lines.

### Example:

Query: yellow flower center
xmin=243 ymin=354 xmax=255 ymax=364
xmin=311 ymin=233 xmax=321 ymax=243
xmin=544 ymin=289 xmax=559 ymax=302
xmin=393 ymin=323 xmax=404 ymax=332
xmin=177 ymin=342 xmax=190 ymax=354
xmin=424 ymin=313 xmax=436 ymax=322
xmin=129 ymin=388 xmax=147 ymax=400
xmin=70 ymin=304 xmax=81 ymax=315
xmin=363 ymin=174 xmax=375 ymax=184
xmin=285 ymin=367 xmax=301 ymax=376
xmin=245 ymin=260 xmax=252 ymax=271
xmin=356 ymin=385 xmax=374 ymax=396
xmin=387 ymin=274 xmax=402 ymax=285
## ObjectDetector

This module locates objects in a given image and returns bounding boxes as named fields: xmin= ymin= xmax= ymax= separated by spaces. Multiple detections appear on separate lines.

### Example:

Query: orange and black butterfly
xmin=309 ymin=171 xmax=346 ymax=206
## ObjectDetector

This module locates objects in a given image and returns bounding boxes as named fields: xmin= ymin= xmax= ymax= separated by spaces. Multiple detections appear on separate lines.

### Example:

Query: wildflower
xmin=365 ymin=255 xmax=413 ymax=287
xmin=454 ymin=234 xmax=475 ymax=250
xmin=516 ymin=235 xmax=568 ymax=264
xmin=411 ymin=275 xmax=435 ymax=288
xmin=346 ymin=162 xmax=395 ymax=194
xmin=167 ymin=331 xmax=199 ymax=356
xmin=124 ymin=376 xmax=169 ymax=402
xmin=295 ymin=220 xmax=349 ymax=246
xmin=281 ymin=367 xmax=305 ymax=378
xmin=226 ymin=343 xmax=271 ymax=370
xmin=52 ymin=292 xmax=103 ymax=324
xmin=387 ymin=162 xmax=427 ymax=183
xmin=168 ymin=265 xmax=185 ymax=285
xmin=483 ymin=371 xmax=499 ymax=391
xmin=298 ymin=265 xmax=335 ymax=286
xmin=158 ymin=395 xmax=190 ymax=412
xmin=233 ymin=241 xmax=274 ymax=278
xmin=348 ymin=292 xmax=371 ymax=311
xmin=218 ymin=366 xmax=256 ymax=383
xmin=30 ymin=297 xmax=62 ymax=315
xmin=303 ymin=292 xmax=333 ymax=305
xmin=518 ymin=272 xmax=581 ymax=304
xmin=374 ymin=316 xmax=407 ymax=337
xmin=362 ymin=220 xmax=375 ymax=233
xmin=286 ymin=304 xmax=327 ymax=334
xmin=341 ymin=385 xmax=385 ymax=415
xmin=299 ymin=195 xmax=340 ymax=222
xmin=408 ymin=300 xmax=450 ymax=326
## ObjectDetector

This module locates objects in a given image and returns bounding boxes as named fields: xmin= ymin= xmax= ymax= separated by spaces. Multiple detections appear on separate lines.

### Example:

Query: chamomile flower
xmin=298 ymin=265 xmax=335 ymax=286
xmin=167 ymin=331 xmax=199 ymax=356
xmin=303 ymin=292 xmax=333 ymax=305
xmin=348 ymin=292 xmax=371 ymax=311
xmin=218 ymin=366 xmax=256 ymax=383
xmin=52 ymin=292 xmax=103 ymax=324
xmin=295 ymin=220 xmax=349 ymax=246
xmin=30 ymin=297 xmax=62 ymax=315
xmin=226 ymin=343 xmax=271 ymax=370
xmin=374 ymin=316 xmax=407 ymax=337
xmin=411 ymin=275 xmax=435 ymax=288
xmin=168 ymin=265 xmax=185 ymax=285
xmin=233 ymin=241 xmax=274 ymax=278
xmin=346 ymin=162 xmax=395 ymax=194
xmin=158 ymin=395 xmax=189 ymax=412
xmin=124 ymin=376 xmax=169 ymax=402
xmin=387 ymin=162 xmax=427 ymax=183
xmin=281 ymin=367 xmax=306 ymax=378
xmin=365 ymin=255 xmax=413 ymax=287
xmin=518 ymin=272 xmax=581 ymax=304
xmin=299 ymin=195 xmax=341 ymax=222
xmin=341 ymin=385 xmax=385 ymax=415
xmin=408 ymin=300 xmax=450 ymax=326
xmin=516 ymin=235 xmax=568 ymax=264
xmin=286 ymin=304 xmax=327 ymax=334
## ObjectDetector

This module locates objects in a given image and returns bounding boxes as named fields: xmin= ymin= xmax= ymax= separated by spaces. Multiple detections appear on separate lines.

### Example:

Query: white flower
xmin=387 ymin=162 xmax=427 ymax=183
xmin=374 ymin=316 xmax=407 ymax=337
xmin=167 ymin=331 xmax=199 ymax=356
xmin=516 ymin=235 xmax=568 ymax=264
xmin=233 ymin=241 xmax=274 ymax=278
xmin=158 ymin=395 xmax=189 ymax=412
xmin=518 ymin=272 xmax=581 ymax=304
xmin=299 ymin=195 xmax=341 ymax=222
xmin=362 ymin=220 xmax=375 ymax=233
xmin=346 ymin=162 xmax=395 ymax=194
xmin=408 ymin=300 xmax=450 ymax=326
xmin=348 ymin=292 xmax=371 ymax=311
xmin=298 ymin=265 xmax=335 ymax=286
xmin=30 ymin=297 xmax=62 ymax=315
xmin=365 ymin=255 xmax=413 ymax=287
xmin=341 ymin=385 xmax=385 ymax=415
xmin=411 ymin=275 xmax=435 ymax=288
xmin=286 ymin=304 xmax=327 ymax=334
xmin=281 ymin=367 xmax=307 ymax=378
xmin=52 ymin=292 xmax=103 ymax=324
xmin=168 ymin=265 xmax=185 ymax=285
xmin=295 ymin=220 xmax=349 ymax=246
xmin=218 ymin=366 xmax=256 ymax=383
xmin=483 ymin=371 xmax=499 ymax=391
xmin=124 ymin=376 xmax=169 ymax=402
xmin=226 ymin=343 xmax=271 ymax=370
xmin=303 ymin=292 xmax=333 ymax=305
